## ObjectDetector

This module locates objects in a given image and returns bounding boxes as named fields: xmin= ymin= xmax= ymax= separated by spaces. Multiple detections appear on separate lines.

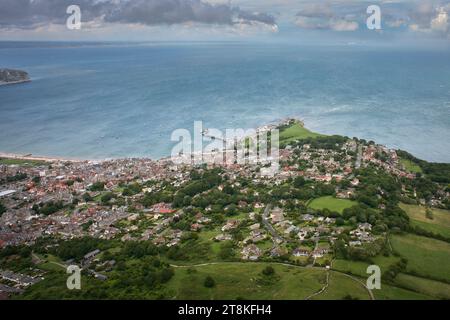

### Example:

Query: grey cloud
xmin=295 ymin=3 xmax=333 ymax=19
xmin=295 ymin=1 xmax=362 ymax=32
xmin=294 ymin=0 xmax=450 ymax=36
xmin=0 ymin=0 xmax=105 ymax=28
xmin=104 ymin=0 xmax=235 ymax=25
xmin=0 ymin=0 xmax=276 ymax=29
xmin=236 ymin=11 xmax=276 ymax=25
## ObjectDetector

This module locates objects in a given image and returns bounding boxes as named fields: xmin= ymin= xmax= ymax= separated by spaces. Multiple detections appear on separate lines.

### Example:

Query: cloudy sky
xmin=0 ymin=0 xmax=449 ymax=43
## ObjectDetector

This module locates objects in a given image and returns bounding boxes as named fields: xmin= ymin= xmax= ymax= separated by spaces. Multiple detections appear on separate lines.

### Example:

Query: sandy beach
xmin=0 ymin=152 xmax=87 ymax=163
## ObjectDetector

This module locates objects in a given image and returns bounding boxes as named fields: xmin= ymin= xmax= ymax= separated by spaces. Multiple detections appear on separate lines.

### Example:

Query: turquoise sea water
xmin=0 ymin=42 xmax=449 ymax=162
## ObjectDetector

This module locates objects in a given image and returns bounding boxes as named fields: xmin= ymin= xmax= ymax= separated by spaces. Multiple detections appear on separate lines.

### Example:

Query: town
xmin=0 ymin=119 xmax=449 ymax=300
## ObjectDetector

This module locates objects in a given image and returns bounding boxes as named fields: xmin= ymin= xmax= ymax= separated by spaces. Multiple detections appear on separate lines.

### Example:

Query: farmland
xmin=400 ymin=203 xmax=450 ymax=238
xmin=390 ymin=234 xmax=450 ymax=282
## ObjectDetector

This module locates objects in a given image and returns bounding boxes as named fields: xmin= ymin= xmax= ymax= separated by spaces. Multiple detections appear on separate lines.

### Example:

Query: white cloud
xmin=330 ymin=19 xmax=359 ymax=31
xmin=431 ymin=7 xmax=449 ymax=32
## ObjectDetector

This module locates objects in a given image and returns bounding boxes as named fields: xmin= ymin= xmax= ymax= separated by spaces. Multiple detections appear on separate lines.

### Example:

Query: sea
xmin=0 ymin=41 xmax=449 ymax=162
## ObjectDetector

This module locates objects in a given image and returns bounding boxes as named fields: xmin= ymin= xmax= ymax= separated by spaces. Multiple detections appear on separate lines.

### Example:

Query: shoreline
xmin=1 ymin=117 xmax=446 ymax=165
xmin=0 ymin=118 xmax=296 ymax=164
xmin=0 ymin=152 xmax=89 ymax=163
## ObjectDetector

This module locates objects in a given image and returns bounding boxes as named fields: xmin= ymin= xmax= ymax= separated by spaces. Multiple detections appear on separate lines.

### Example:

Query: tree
xmin=82 ymin=193 xmax=93 ymax=202
xmin=204 ymin=276 xmax=216 ymax=288
xmin=159 ymin=268 xmax=175 ymax=283
xmin=425 ymin=208 xmax=434 ymax=220
xmin=33 ymin=201 xmax=64 ymax=216
xmin=89 ymin=181 xmax=105 ymax=191
xmin=0 ymin=201 xmax=6 ymax=216
xmin=218 ymin=242 xmax=234 ymax=260
xmin=122 ymin=183 xmax=142 ymax=196
xmin=336 ymin=217 xmax=345 ymax=226
xmin=225 ymin=204 xmax=237 ymax=216
xmin=262 ymin=266 xmax=275 ymax=276
xmin=101 ymin=192 xmax=114 ymax=205
xmin=293 ymin=176 xmax=306 ymax=188
xmin=32 ymin=176 xmax=41 ymax=184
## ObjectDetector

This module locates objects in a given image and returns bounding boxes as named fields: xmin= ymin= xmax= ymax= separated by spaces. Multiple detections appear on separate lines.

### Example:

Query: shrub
xmin=204 ymin=276 xmax=216 ymax=288
xmin=262 ymin=266 xmax=275 ymax=276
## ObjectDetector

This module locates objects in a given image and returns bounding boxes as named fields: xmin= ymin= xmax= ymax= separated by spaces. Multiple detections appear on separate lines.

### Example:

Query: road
xmin=261 ymin=204 xmax=284 ymax=243
xmin=304 ymin=270 xmax=330 ymax=300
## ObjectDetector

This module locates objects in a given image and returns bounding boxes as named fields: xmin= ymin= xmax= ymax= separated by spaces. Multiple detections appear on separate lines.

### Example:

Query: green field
xmin=311 ymin=272 xmax=370 ymax=300
xmin=390 ymin=234 xmax=450 ymax=282
xmin=165 ymin=263 xmax=326 ymax=300
xmin=400 ymin=203 xmax=450 ymax=238
xmin=332 ymin=257 xmax=443 ymax=300
xmin=164 ymin=262 xmax=374 ymax=300
xmin=400 ymin=158 xmax=423 ymax=173
xmin=34 ymin=254 xmax=66 ymax=272
xmin=279 ymin=122 xmax=323 ymax=144
xmin=395 ymin=273 xmax=450 ymax=300
xmin=308 ymin=196 xmax=357 ymax=214
xmin=333 ymin=255 xmax=401 ymax=278
xmin=373 ymin=282 xmax=433 ymax=300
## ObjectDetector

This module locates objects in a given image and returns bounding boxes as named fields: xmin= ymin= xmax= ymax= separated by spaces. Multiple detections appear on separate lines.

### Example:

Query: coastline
xmin=0 ymin=152 xmax=88 ymax=163
xmin=0 ymin=118 xmax=295 ymax=164
xmin=1 ymin=117 xmax=447 ymax=165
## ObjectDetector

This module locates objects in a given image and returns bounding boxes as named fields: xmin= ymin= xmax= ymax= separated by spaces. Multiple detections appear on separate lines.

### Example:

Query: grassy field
xmin=165 ymin=263 xmax=328 ymax=300
xmin=165 ymin=262 xmax=383 ymax=300
xmin=400 ymin=158 xmax=423 ymax=173
xmin=35 ymin=254 xmax=66 ymax=272
xmin=400 ymin=203 xmax=450 ymax=238
xmin=333 ymin=255 xmax=401 ymax=278
xmin=308 ymin=196 xmax=357 ymax=214
xmin=332 ymin=256 xmax=445 ymax=300
xmin=311 ymin=272 xmax=370 ymax=300
xmin=390 ymin=234 xmax=450 ymax=282
xmin=279 ymin=122 xmax=323 ymax=144
xmin=395 ymin=273 xmax=450 ymax=300
xmin=373 ymin=282 xmax=433 ymax=300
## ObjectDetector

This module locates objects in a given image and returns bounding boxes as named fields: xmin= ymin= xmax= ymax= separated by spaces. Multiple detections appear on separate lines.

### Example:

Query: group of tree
xmin=382 ymin=258 xmax=408 ymax=283
xmin=0 ymin=245 xmax=33 ymax=271
xmin=122 ymin=183 xmax=142 ymax=196
xmin=334 ymin=238 xmax=386 ymax=262
xmin=46 ymin=237 xmax=109 ymax=261
xmin=2 ymin=172 xmax=27 ymax=183
xmin=292 ymin=135 xmax=349 ymax=151
xmin=32 ymin=200 xmax=65 ymax=216
xmin=397 ymin=150 xmax=450 ymax=183
xmin=270 ymin=181 xmax=335 ymax=203
xmin=141 ymin=190 xmax=174 ymax=207
xmin=100 ymin=192 xmax=115 ymax=205
xmin=355 ymin=166 xmax=402 ymax=208
xmin=121 ymin=241 xmax=159 ymax=259
xmin=171 ymin=169 xmax=224 ymax=208
xmin=341 ymin=203 xmax=409 ymax=232
xmin=89 ymin=181 xmax=105 ymax=191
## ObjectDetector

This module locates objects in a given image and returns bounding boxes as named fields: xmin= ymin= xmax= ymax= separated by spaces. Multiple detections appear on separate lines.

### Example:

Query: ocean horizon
xmin=1 ymin=41 xmax=449 ymax=163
